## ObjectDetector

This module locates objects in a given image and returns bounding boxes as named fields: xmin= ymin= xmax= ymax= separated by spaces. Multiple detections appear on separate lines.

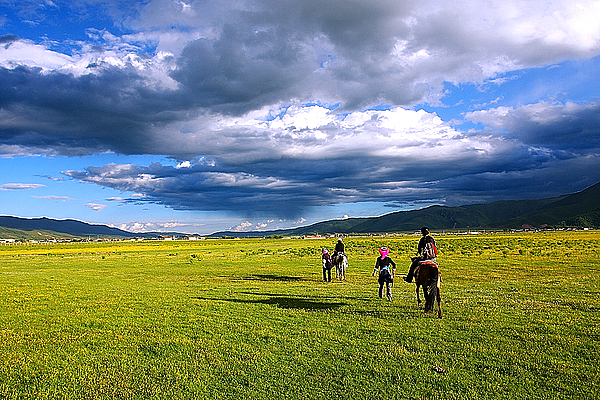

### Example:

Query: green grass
xmin=1 ymin=232 xmax=599 ymax=399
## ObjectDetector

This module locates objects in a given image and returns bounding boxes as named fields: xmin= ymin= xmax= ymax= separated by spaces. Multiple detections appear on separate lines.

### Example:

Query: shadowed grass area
xmin=0 ymin=232 xmax=598 ymax=399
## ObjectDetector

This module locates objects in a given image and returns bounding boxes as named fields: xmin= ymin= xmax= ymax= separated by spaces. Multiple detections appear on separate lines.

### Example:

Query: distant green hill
xmin=211 ymin=181 xmax=600 ymax=237
xmin=0 ymin=216 xmax=186 ymax=240
xmin=491 ymin=180 xmax=600 ymax=228
xmin=0 ymin=216 xmax=137 ymax=239
xmin=0 ymin=226 xmax=78 ymax=241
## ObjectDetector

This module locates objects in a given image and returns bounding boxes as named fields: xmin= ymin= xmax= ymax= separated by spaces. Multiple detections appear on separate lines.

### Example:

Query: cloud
xmin=0 ymin=35 xmax=20 ymax=47
xmin=37 ymin=174 xmax=64 ymax=181
xmin=231 ymin=221 xmax=254 ymax=232
xmin=176 ymin=160 xmax=191 ymax=169
xmin=1 ymin=1 xmax=599 ymax=157
xmin=0 ymin=38 xmax=73 ymax=70
xmin=465 ymin=101 xmax=600 ymax=153
xmin=56 ymin=98 xmax=600 ymax=217
xmin=227 ymin=217 xmax=296 ymax=232
xmin=33 ymin=195 xmax=74 ymax=200
xmin=85 ymin=202 xmax=108 ymax=211
xmin=2 ymin=0 xmax=600 ymax=217
xmin=114 ymin=220 xmax=207 ymax=233
xmin=0 ymin=183 xmax=45 ymax=190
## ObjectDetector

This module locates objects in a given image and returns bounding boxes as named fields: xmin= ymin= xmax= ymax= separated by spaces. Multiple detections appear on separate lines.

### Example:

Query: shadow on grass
xmin=240 ymin=274 xmax=307 ymax=282
xmin=338 ymin=307 xmax=430 ymax=320
xmin=191 ymin=291 xmax=434 ymax=316
xmin=192 ymin=292 xmax=346 ymax=311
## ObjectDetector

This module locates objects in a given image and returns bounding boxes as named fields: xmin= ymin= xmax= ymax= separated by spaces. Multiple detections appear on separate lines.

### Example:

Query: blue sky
xmin=1 ymin=0 xmax=600 ymax=235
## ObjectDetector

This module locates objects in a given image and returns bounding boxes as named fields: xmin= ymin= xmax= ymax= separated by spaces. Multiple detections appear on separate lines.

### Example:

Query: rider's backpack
xmin=423 ymin=238 xmax=437 ymax=259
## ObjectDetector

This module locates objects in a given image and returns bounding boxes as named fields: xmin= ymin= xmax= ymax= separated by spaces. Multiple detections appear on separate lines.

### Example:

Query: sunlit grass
xmin=0 ymin=232 xmax=598 ymax=399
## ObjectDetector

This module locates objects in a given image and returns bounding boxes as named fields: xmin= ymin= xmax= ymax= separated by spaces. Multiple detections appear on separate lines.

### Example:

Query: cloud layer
xmin=2 ymin=0 xmax=600 ymax=219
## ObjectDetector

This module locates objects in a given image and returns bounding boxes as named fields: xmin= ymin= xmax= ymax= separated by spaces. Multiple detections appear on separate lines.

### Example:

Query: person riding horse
xmin=404 ymin=227 xmax=437 ymax=283
xmin=332 ymin=237 xmax=345 ymax=265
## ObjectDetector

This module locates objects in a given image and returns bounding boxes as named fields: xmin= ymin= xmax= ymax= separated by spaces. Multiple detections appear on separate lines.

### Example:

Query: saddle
xmin=414 ymin=260 xmax=438 ymax=277
xmin=333 ymin=252 xmax=346 ymax=264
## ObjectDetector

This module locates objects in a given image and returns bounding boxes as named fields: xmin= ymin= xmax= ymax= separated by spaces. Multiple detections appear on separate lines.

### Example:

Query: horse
xmin=411 ymin=257 xmax=442 ymax=318
xmin=333 ymin=253 xmax=348 ymax=281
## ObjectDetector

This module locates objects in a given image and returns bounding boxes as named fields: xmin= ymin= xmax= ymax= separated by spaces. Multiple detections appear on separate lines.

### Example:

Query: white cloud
xmin=0 ymin=39 xmax=73 ymax=71
xmin=0 ymin=183 xmax=45 ymax=190
xmin=85 ymin=203 xmax=108 ymax=211
xmin=112 ymin=219 xmax=207 ymax=233
xmin=176 ymin=161 xmax=191 ymax=168
xmin=33 ymin=195 xmax=74 ymax=200
xmin=231 ymin=221 xmax=253 ymax=232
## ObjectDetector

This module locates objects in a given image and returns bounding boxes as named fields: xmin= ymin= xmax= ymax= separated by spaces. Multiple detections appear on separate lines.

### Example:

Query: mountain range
xmin=210 ymin=180 xmax=600 ymax=237
xmin=0 ymin=216 xmax=141 ymax=240
xmin=1 ymin=181 xmax=598 ymax=240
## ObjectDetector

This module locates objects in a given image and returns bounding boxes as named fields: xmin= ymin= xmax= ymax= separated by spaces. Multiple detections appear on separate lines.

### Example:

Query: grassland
xmin=0 ymin=232 xmax=598 ymax=399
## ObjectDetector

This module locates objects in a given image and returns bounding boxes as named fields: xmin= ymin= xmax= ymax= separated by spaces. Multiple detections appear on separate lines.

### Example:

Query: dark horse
xmin=411 ymin=257 xmax=442 ymax=318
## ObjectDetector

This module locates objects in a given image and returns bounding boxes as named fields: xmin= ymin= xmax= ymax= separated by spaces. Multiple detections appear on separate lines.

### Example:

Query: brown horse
xmin=411 ymin=257 xmax=442 ymax=318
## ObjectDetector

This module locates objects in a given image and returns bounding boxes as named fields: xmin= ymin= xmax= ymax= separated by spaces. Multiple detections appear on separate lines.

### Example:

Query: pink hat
xmin=379 ymin=247 xmax=389 ymax=258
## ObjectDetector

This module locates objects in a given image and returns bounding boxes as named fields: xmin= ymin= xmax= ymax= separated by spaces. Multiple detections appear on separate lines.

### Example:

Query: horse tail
xmin=424 ymin=265 xmax=440 ymax=313
xmin=338 ymin=254 xmax=348 ymax=280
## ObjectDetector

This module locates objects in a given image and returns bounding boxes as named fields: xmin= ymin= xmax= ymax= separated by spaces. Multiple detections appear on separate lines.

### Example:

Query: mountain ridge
xmin=0 ymin=216 xmax=140 ymax=239
xmin=1 ymin=181 xmax=598 ymax=239
xmin=210 ymin=181 xmax=600 ymax=237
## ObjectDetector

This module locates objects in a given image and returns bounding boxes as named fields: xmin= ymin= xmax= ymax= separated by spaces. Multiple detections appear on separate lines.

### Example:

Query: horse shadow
xmin=240 ymin=274 xmax=307 ymax=282
xmin=192 ymin=291 xmax=346 ymax=311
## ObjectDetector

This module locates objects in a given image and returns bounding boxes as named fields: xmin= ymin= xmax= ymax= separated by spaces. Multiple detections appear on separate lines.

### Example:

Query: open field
xmin=1 ymin=232 xmax=599 ymax=399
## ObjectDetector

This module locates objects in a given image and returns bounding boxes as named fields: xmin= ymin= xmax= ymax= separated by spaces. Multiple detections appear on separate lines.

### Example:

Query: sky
xmin=1 ymin=0 xmax=600 ymax=235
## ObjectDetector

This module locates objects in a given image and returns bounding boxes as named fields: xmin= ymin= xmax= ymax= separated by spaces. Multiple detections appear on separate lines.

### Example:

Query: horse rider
xmin=403 ymin=226 xmax=437 ymax=283
xmin=322 ymin=248 xmax=333 ymax=282
xmin=373 ymin=247 xmax=396 ymax=301
xmin=332 ymin=237 xmax=345 ymax=265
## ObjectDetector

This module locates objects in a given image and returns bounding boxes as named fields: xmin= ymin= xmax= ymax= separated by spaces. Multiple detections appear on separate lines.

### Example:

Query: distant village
xmin=0 ymin=234 xmax=205 ymax=244
xmin=0 ymin=226 xmax=592 ymax=245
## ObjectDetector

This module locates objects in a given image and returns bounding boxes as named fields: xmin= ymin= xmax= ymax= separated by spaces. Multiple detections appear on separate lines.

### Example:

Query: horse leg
xmin=415 ymin=283 xmax=422 ymax=308
xmin=436 ymin=272 xmax=442 ymax=318
xmin=436 ymin=287 xmax=442 ymax=318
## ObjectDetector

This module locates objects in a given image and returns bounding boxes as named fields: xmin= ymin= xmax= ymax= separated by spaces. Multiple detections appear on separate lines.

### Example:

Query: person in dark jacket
xmin=373 ymin=247 xmax=396 ymax=301
xmin=332 ymin=237 xmax=345 ymax=265
xmin=322 ymin=248 xmax=333 ymax=282
xmin=404 ymin=227 xmax=437 ymax=283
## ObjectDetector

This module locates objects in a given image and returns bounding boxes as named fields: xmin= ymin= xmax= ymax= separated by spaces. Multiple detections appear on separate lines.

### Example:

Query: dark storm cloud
xmin=0 ymin=34 xmax=20 ymax=47
xmin=0 ymin=64 xmax=188 ymax=155
xmin=171 ymin=29 xmax=313 ymax=115
xmin=60 ymin=125 xmax=600 ymax=218
xmin=467 ymin=101 xmax=600 ymax=153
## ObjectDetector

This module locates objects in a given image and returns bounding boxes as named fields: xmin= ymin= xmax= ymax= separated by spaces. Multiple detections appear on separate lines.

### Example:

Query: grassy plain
xmin=0 ymin=231 xmax=599 ymax=399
